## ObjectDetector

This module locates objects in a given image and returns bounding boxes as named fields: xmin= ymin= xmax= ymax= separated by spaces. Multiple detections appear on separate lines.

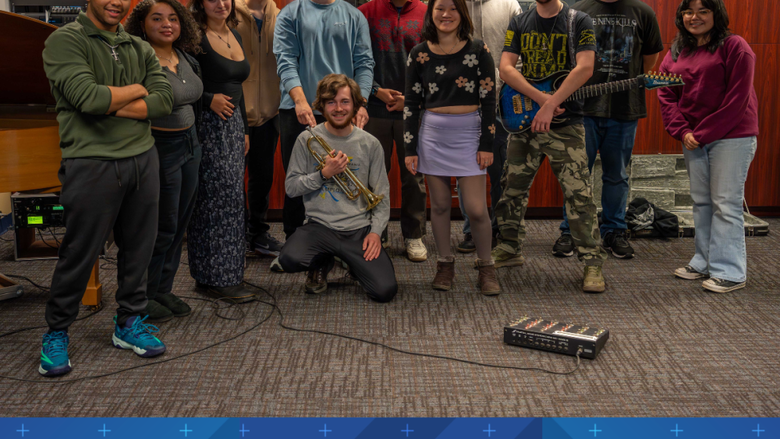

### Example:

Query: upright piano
xmin=0 ymin=11 xmax=103 ymax=306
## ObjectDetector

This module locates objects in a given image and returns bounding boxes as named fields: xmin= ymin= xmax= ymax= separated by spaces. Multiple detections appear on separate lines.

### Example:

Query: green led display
xmin=28 ymin=216 xmax=44 ymax=225
xmin=53 ymin=206 xmax=64 ymax=211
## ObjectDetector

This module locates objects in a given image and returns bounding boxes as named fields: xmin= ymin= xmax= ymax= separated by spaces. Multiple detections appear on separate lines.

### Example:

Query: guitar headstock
xmin=643 ymin=71 xmax=685 ymax=89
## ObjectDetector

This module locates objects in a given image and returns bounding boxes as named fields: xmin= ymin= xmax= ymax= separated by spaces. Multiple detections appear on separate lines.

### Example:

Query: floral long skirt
xmin=187 ymin=109 xmax=246 ymax=287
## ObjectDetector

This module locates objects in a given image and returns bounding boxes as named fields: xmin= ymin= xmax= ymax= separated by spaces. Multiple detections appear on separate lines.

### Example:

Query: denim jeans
xmin=459 ymin=121 xmax=509 ymax=234
xmin=560 ymin=117 xmax=638 ymax=236
xmin=684 ymin=136 xmax=757 ymax=283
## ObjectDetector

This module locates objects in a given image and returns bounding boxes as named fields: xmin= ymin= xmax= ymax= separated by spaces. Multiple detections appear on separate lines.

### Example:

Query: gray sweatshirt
xmin=286 ymin=124 xmax=390 ymax=236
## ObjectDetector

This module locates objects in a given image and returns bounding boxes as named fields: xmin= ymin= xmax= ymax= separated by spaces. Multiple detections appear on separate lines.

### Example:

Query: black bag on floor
xmin=625 ymin=197 xmax=679 ymax=238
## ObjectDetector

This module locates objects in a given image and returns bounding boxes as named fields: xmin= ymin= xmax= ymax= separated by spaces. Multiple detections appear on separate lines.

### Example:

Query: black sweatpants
xmin=46 ymin=148 xmax=160 ymax=330
xmin=246 ymin=116 xmax=279 ymax=241
xmin=278 ymin=222 xmax=397 ymax=303
xmin=279 ymin=109 xmax=325 ymax=239
xmin=147 ymin=127 xmax=201 ymax=300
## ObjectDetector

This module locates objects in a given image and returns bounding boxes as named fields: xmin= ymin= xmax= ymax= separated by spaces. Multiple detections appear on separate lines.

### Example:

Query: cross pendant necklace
xmin=98 ymin=37 xmax=121 ymax=64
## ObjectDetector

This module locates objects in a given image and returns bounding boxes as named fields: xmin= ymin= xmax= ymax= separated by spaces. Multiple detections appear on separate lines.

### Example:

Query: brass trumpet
xmin=306 ymin=127 xmax=384 ymax=211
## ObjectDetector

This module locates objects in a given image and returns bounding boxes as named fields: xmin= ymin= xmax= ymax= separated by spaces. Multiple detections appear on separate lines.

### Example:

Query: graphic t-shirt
xmin=573 ymin=0 xmax=663 ymax=120
xmin=503 ymin=4 xmax=596 ymax=126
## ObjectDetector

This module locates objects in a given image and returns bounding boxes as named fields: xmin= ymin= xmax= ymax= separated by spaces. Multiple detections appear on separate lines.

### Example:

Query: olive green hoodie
xmin=43 ymin=12 xmax=173 ymax=159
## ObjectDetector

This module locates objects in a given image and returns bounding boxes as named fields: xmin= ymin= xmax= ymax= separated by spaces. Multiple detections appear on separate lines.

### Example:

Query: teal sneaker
xmin=39 ymin=330 xmax=72 ymax=377
xmin=112 ymin=316 xmax=166 ymax=357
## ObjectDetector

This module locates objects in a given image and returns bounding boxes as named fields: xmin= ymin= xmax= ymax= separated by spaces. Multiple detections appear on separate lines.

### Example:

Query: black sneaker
xmin=457 ymin=233 xmax=476 ymax=253
xmin=602 ymin=230 xmax=634 ymax=259
xmin=251 ymin=233 xmax=284 ymax=256
xmin=305 ymin=259 xmax=334 ymax=294
xmin=304 ymin=258 xmax=336 ymax=294
xmin=142 ymin=299 xmax=174 ymax=323
xmin=552 ymin=233 xmax=575 ymax=258
xmin=156 ymin=293 xmax=192 ymax=317
xmin=702 ymin=278 xmax=746 ymax=294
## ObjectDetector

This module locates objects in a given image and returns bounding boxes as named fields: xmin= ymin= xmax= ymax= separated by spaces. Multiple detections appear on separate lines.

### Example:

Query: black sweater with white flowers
xmin=403 ymin=38 xmax=496 ymax=156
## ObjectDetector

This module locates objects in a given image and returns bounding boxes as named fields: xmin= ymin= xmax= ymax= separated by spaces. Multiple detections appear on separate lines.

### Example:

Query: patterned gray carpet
xmin=0 ymin=219 xmax=778 ymax=417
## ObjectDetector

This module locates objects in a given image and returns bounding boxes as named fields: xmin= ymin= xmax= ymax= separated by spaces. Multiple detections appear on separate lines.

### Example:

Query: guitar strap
xmin=567 ymin=8 xmax=577 ymax=69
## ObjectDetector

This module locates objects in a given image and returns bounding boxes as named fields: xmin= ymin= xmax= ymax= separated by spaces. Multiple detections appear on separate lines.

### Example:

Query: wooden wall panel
xmin=744 ymin=44 xmax=780 ymax=207
xmin=725 ymin=0 xmax=780 ymax=44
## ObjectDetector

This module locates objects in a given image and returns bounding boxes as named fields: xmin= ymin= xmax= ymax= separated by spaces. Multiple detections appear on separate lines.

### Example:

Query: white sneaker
xmin=405 ymin=238 xmax=428 ymax=262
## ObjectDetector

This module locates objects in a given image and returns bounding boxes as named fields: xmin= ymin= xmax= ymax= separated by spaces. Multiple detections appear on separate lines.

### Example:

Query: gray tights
xmin=426 ymin=175 xmax=492 ymax=261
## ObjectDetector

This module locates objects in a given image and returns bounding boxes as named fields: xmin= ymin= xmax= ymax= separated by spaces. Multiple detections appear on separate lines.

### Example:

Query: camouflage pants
xmin=494 ymin=124 xmax=607 ymax=266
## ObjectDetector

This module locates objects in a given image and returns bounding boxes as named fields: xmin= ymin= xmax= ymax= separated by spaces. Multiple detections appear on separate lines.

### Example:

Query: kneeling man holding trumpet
xmin=278 ymin=74 xmax=397 ymax=302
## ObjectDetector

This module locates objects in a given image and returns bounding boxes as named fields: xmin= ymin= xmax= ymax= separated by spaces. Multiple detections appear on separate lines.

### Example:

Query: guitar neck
xmin=565 ymin=77 xmax=643 ymax=102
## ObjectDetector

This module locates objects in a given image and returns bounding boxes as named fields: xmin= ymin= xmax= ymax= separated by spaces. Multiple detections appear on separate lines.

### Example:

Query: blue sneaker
xmin=112 ymin=316 xmax=166 ymax=357
xmin=39 ymin=331 xmax=72 ymax=377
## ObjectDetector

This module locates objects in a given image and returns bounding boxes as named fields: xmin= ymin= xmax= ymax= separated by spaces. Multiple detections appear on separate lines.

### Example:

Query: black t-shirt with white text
xmin=573 ymin=0 xmax=664 ymax=120
xmin=503 ymin=4 xmax=596 ymax=126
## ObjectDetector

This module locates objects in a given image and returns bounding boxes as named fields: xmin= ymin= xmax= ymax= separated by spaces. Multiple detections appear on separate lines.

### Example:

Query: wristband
xmin=319 ymin=170 xmax=326 ymax=181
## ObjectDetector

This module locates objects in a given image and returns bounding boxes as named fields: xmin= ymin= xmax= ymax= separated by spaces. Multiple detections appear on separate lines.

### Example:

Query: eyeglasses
xmin=681 ymin=9 xmax=712 ymax=18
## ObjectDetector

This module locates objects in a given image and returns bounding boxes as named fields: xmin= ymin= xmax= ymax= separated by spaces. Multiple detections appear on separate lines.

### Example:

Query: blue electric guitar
xmin=498 ymin=71 xmax=684 ymax=133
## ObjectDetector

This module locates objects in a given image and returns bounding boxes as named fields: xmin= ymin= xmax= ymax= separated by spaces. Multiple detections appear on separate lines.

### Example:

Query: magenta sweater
xmin=657 ymin=35 xmax=758 ymax=145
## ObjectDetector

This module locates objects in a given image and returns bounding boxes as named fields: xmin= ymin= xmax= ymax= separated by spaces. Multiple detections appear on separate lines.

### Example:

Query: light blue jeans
xmin=684 ymin=136 xmax=757 ymax=282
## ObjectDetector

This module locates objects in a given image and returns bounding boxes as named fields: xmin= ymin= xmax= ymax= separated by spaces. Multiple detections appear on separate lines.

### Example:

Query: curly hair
xmin=189 ymin=0 xmax=239 ymax=32
xmin=125 ymin=0 xmax=202 ymax=54
xmin=421 ymin=0 xmax=473 ymax=45
xmin=671 ymin=0 xmax=731 ymax=61
xmin=312 ymin=74 xmax=365 ymax=118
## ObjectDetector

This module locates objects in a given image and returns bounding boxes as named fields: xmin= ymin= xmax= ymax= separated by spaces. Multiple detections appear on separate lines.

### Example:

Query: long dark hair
xmin=421 ymin=0 xmax=473 ymax=45
xmin=188 ymin=0 xmax=239 ymax=32
xmin=671 ymin=0 xmax=731 ymax=61
xmin=125 ymin=0 xmax=203 ymax=54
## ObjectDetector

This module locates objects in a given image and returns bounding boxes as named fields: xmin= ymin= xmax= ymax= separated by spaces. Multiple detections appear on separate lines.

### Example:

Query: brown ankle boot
xmin=476 ymin=259 xmax=501 ymax=296
xmin=432 ymin=257 xmax=455 ymax=291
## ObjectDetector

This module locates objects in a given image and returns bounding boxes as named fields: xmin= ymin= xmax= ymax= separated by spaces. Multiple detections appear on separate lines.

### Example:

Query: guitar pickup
xmin=512 ymin=95 xmax=522 ymax=114
xmin=524 ymin=96 xmax=533 ymax=112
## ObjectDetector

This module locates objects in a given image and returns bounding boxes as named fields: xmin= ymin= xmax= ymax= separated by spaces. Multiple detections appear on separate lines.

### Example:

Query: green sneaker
xmin=491 ymin=246 xmax=525 ymax=268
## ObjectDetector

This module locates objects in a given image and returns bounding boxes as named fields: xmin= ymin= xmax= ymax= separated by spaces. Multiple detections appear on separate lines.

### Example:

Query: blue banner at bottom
xmin=0 ymin=417 xmax=776 ymax=439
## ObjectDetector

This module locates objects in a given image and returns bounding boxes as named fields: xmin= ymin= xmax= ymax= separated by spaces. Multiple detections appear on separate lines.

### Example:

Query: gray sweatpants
xmin=46 ymin=147 xmax=160 ymax=330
